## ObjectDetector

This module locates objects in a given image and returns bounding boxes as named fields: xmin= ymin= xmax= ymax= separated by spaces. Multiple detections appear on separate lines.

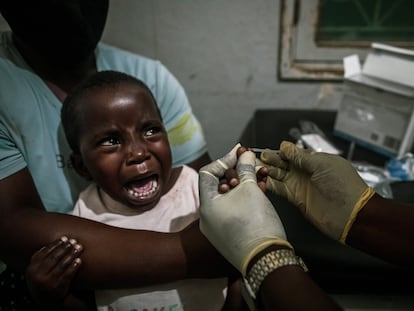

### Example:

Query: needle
xmin=250 ymin=148 xmax=279 ymax=154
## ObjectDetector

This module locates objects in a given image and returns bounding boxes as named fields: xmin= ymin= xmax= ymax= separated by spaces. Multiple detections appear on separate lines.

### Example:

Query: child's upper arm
xmin=222 ymin=277 xmax=250 ymax=311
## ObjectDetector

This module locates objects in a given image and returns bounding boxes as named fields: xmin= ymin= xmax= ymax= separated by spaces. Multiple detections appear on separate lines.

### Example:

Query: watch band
xmin=243 ymin=249 xmax=308 ymax=300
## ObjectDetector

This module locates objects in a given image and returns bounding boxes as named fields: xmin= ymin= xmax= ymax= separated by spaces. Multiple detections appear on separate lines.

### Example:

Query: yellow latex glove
xmin=260 ymin=141 xmax=375 ymax=243
xmin=199 ymin=144 xmax=292 ymax=275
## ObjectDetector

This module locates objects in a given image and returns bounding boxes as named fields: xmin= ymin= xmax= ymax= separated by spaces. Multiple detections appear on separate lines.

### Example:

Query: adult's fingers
xmin=200 ymin=143 xmax=240 ymax=178
xmin=260 ymin=149 xmax=288 ymax=169
xmin=266 ymin=177 xmax=288 ymax=198
xmin=266 ymin=166 xmax=288 ymax=181
xmin=49 ymin=247 xmax=82 ymax=281
xmin=217 ymin=146 xmax=253 ymax=193
xmin=38 ymin=237 xmax=79 ymax=274
xmin=236 ymin=150 xmax=257 ymax=184
xmin=279 ymin=140 xmax=313 ymax=170
xmin=199 ymin=143 xmax=240 ymax=202
xmin=30 ymin=237 xmax=69 ymax=268
xmin=57 ymin=258 xmax=82 ymax=286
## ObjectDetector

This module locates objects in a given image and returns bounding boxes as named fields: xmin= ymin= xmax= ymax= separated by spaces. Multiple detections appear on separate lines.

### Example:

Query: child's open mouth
xmin=125 ymin=175 xmax=159 ymax=201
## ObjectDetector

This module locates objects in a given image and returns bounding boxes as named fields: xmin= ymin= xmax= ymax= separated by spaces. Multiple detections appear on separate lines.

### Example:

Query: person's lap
xmin=0 ymin=265 xmax=37 ymax=310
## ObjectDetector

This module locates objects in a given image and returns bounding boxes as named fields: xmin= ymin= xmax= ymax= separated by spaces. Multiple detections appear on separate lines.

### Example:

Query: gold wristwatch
xmin=243 ymin=249 xmax=308 ymax=300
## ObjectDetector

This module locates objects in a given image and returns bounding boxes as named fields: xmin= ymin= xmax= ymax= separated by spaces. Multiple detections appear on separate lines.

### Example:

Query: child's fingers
xmin=217 ymin=168 xmax=239 ymax=193
xmin=256 ymin=166 xmax=268 ymax=193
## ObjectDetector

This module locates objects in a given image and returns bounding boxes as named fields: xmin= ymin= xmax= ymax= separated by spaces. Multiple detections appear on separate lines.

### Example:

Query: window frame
xmin=278 ymin=0 xmax=372 ymax=81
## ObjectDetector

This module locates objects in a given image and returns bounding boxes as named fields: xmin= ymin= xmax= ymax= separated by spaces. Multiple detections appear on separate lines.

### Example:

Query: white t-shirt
xmin=72 ymin=166 xmax=227 ymax=311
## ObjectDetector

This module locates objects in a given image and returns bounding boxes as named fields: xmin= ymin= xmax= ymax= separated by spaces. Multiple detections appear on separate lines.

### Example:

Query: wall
xmin=0 ymin=0 xmax=344 ymax=159
xmin=102 ymin=0 xmax=344 ymax=159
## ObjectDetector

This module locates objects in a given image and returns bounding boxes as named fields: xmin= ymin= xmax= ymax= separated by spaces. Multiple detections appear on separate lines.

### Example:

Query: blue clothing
xmin=0 ymin=31 xmax=207 ymax=214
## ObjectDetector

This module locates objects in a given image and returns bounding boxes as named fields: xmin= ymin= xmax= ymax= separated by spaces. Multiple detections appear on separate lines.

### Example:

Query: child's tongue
xmin=128 ymin=176 xmax=158 ymax=198
xmin=131 ymin=177 xmax=154 ymax=193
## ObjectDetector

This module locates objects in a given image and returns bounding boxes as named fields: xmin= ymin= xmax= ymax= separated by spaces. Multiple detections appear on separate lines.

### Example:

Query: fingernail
xmin=73 ymin=258 xmax=81 ymax=267
xmin=60 ymin=236 xmax=68 ymax=242
xmin=219 ymin=184 xmax=229 ymax=193
xmin=69 ymin=238 xmax=77 ymax=245
xmin=74 ymin=244 xmax=83 ymax=254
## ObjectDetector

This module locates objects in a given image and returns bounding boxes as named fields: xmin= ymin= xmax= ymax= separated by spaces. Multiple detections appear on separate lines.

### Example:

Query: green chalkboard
xmin=316 ymin=0 xmax=414 ymax=45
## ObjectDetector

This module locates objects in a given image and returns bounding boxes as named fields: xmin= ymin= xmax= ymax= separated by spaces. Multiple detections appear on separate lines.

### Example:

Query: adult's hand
xmin=260 ymin=141 xmax=374 ymax=243
xmin=199 ymin=144 xmax=291 ymax=275
xmin=26 ymin=237 xmax=83 ymax=308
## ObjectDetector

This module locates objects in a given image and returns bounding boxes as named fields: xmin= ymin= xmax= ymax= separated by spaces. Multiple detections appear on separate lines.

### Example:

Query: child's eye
xmin=144 ymin=127 xmax=162 ymax=137
xmin=100 ymin=137 xmax=121 ymax=146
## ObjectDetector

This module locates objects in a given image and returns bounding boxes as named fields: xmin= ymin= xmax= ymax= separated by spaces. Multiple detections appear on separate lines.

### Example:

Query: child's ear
xmin=71 ymin=153 xmax=93 ymax=181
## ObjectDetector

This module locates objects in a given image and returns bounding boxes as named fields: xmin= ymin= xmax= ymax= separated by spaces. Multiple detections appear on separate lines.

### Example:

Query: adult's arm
xmin=347 ymin=193 xmax=414 ymax=265
xmin=261 ymin=141 xmax=414 ymax=265
xmin=199 ymin=147 xmax=341 ymax=311
xmin=255 ymin=248 xmax=342 ymax=311
xmin=0 ymin=168 xmax=232 ymax=289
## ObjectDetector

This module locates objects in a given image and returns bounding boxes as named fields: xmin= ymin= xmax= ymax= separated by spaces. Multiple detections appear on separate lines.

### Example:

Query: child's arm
xmin=25 ymin=237 xmax=94 ymax=310
xmin=221 ymin=276 xmax=250 ymax=311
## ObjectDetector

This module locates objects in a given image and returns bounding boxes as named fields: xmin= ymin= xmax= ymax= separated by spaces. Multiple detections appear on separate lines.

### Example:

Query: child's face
xmin=76 ymin=83 xmax=172 ymax=211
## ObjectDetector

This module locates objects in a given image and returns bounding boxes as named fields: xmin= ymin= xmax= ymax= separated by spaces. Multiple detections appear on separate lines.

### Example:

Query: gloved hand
xmin=260 ymin=141 xmax=375 ymax=243
xmin=199 ymin=144 xmax=292 ymax=275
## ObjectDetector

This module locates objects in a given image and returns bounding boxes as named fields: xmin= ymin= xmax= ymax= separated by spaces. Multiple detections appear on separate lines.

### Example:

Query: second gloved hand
xmin=260 ymin=141 xmax=375 ymax=243
xmin=199 ymin=145 xmax=292 ymax=275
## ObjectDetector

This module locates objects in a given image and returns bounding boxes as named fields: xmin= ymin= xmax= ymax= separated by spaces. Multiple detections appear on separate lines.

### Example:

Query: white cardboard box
xmin=334 ymin=43 xmax=414 ymax=158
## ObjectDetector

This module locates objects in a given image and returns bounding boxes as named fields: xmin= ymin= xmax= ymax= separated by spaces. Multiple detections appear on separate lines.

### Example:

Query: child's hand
xmin=25 ymin=236 xmax=83 ymax=308
xmin=218 ymin=146 xmax=268 ymax=193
